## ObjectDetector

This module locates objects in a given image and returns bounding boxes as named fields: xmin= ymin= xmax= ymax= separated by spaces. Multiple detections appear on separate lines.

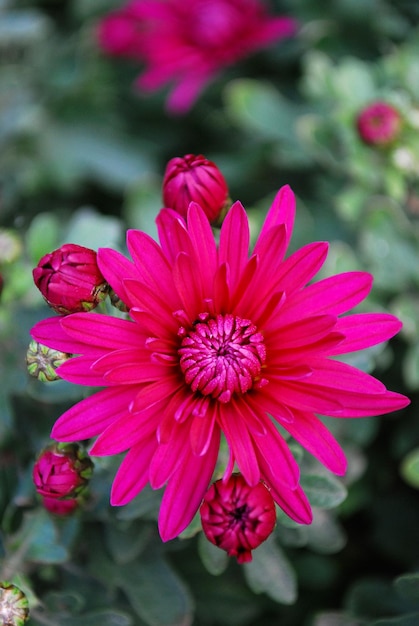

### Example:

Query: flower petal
xmin=51 ymin=386 xmax=139 ymax=440
xmin=61 ymin=313 xmax=143 ymax=349
xmin=158 ymin=425 xmax=221 ymax=541
xmin=56 ymin=356 xmax=107 ymax=386
xmin=97 ymin=247 xmax=138 ymax=305
xmin=254 ymin=185 xmax=295 ymax=252
xmin=111 ymin=437 xmax=157 ymax=506
xmin=218 ymin=402 xmax=260 ymax=487
xmin=332 ymin=313 xmax=403 ymax=355
xmin=187 ymin=202 xmax=218 ymax=295
xmin=219 ymin=201 xmax=250 ymax=291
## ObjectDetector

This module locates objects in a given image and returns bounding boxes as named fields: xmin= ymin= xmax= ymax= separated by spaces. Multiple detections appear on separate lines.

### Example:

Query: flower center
xmin=178 ymin=313 xmax=266 ymax=403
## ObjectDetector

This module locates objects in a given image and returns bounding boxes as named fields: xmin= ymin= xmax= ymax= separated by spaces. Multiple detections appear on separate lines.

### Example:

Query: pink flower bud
xmin=200 ymin=474 xmax=276 ymax=563
xmin=33 ymin=243 xmax=108 ymax=315
xmin=162 ymin=154 xmax=229 ymax=223
xmin=42 ymin=496 xmax=79 ymax=516
xmin=33 ymin=443 xmax=93 ymax=500
xmin=356 ymin=102 xmax=402 ymax=146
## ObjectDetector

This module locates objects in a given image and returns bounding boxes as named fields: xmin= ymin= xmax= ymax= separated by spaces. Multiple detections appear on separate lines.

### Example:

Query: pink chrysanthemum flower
xmin=31 ymin=185 xmax=409 ymax=541
xmin=97 ymin=0 xmax=297 ymax=114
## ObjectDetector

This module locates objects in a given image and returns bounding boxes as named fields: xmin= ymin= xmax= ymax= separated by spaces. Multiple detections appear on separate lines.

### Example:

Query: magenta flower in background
xmin=42 ymin=496 xmax=79 ymax=516
xmin=356 ymin=101 xmax=402 ymax=146
xmin=97 ymin=0 xmax=297 ymax=114
xmin=33 ymin=244 xmax=108 ymax=315
xmin=200 ymin=474 xmax=277 ymax=563
xmin=31 ymin=185 xmax=409 ymax=542
xmin=162 ymin=154 xmax=229 ymax=222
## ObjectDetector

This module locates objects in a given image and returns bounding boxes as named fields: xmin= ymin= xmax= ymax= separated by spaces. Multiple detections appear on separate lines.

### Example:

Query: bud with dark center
xmin=33 ymin=443 xmax=93 ymax=500
xmin=33 ymin=243 xmax=109 ymax=315
xmin=162 ymin=154 xmax=230 ymax=223
xmin=200 ymin=474 xmax=276 ymax=563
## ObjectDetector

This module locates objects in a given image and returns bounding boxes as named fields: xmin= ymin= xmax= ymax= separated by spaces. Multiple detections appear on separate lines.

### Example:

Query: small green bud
xmin=26 ymin=340 xmax=71 ymax=382
xmin=0 ymin=581 xmax=29 ymax=626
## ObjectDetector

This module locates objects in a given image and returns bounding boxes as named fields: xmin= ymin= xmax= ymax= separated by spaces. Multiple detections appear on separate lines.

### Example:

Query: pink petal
xmin=187 ymin=202 xmax=218 ymax=298
xmin=165 ymin=73 xmax=210 ymax=115
xmin=257 ymin=448 xmax=312 ymax=524
xmin=302 ymin=358 xmax=386 ymax=394
xmin=56 ymin=356 xmax=107 ymax=386
xmin=251 ymin=224 xmax=287 ymax=275
xmin=281 ymin=409 xmax=347 ymax=475
xmin=273 ymin=241 xmax=329 ymax=296
xmin=97 ymin=247 xmax=138 ymax=305
xmin=158 ymin=425 xmax=221 ymax=541
xmin=268 ymin=314 xmax=337 ymax=348
xmin=332 ymin=313 xmax=403 ymax=355
xmin=130 ymin=376 xmax=182 ymax=413
xmin=110 ymin=437 xmax=157 ymax=506
xmin=156 ymin=208 xmax=191 ymax=264
xmin=123 ymin=279 xmax=178 ymax=331
xmin=149 ymin=420 xmax=190 ymax=489
xmin=189 ymin=412 xmax=216 ymax=456
xmin=31 ymin=317 xmax=100 ymax=355
xmin=279 ymin=272 xmax=373 ymax=325
xmin=173 ymin=252 xmax=203 ymax=321
xmin=61 ymin=313 xmax=143 ymax=349
xmin=126 ymin=230 xmax=180 ymax=309
xmin=252 ymin=416 xmax=300 ymax=489
xmin=218 ymin=402 xmax=260 ymax=487
xmin=103 ymin=360 xmax=172 ymax=384
xmin=254 ymin=185 xmax=295 ymax=252
xmin=219 ymin=201 xmax=250 ymax=291
xmin=213 ymin=263 xmax=230 ymax=312
xmin=51 ymin=386 xmax=139 ymax=440
xmin=90 ymin=401 xmax=162 ymax=455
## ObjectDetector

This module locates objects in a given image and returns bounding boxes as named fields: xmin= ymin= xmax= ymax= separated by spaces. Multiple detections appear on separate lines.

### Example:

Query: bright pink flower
xmin=162 ymin=154 xmax=229 ymax=222
xmin=356 ymin=102 xmax=402 ymax=146
xmin=33 ymin=443 xmax=93 ymax=500
xmin=33 ymin=244 xmax=108 ymax=315
xmin=200 ymin=474 xmax=276 ymax=563
xmin=30 ymin=185 xmax=409 ymax=541
xmin=97 ymin=0 xmax=297 ymax=114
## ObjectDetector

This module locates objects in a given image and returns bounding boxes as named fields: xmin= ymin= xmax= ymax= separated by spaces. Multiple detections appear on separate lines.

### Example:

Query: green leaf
xmin=305 ymin=509 xmax=347 ymax=554
xmin=371 ymin=614 xmax=419 ymax=626
xmin=400 ymin=448 xmax=419 ymax=489
xmin=115 ymin=551 xmax=194 ymax=626
xmin=64 ymin=207 xmax=124 ymax=250
xmin=26 ymin=212 xmax=61 ymax=265
xmin=198 ymin=532 xmax=229 ymax=576
xmin=402 ymin=343 xmax=419 ymax=391
xmin=300 ymin=474 xmax=347 ymax=509
xmin=8 ymin=509 xmax=69 ymax=564
xmin=394 ymin=573 xmax=419 ymax=604
xmin=243 ymin=535 xmax=297 ymax=605
xmin=60 ymin=610 xmax=134 ymax=626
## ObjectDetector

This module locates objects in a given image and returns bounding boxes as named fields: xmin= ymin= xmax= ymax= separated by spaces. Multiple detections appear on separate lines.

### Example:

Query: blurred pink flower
xmin=200 ymin=474 xmax=276 ymax=563
xmin=42 ymin=496 xmax=79 ymax=516
xmin=356 ymin=102 xmax=402 ymax=146
xmin=97 ymin=0 xmax=297 ymax=114
xmin=31 ymin=185 xmax=409 ymax=541
xmin=162 ymin=154 xmax=229 ymax=222
xmin=33 ymin=244 xmax=108 ymax=315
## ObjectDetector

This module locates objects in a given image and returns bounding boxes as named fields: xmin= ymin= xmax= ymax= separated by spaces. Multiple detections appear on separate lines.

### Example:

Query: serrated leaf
xmin=243 ymin=535 xmax=297 ymax=605
xmin=300 ymin=474 xmax=347 ymax=509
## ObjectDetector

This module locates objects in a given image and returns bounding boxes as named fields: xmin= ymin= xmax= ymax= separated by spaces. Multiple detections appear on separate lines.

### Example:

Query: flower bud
xmin=200 ymin=474 xmax=276 ymax=563
xmin=33 ymin=243 xmax=108 ymax=315
xmin=0 ymin=582 xmax=29 ymax=626
xmin=356 ymin=102 xmax=402 ymax=146
xmin=26 ymin=340 xmax=71 ymax=382
xmin=162 ymin=154 xmax=229 ymax=223
xmin=33 ymin=443 xmax=93 ymax=500
xmin=42 ymin=496 xmax=79 ymax=516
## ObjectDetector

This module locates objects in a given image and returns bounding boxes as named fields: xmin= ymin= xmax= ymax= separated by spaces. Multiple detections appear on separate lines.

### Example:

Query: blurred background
xmin=0 ymin=1 xmax=418 ymax=624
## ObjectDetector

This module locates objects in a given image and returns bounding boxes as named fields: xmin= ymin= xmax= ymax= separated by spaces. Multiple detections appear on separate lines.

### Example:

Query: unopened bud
xmin=26 ymin=340 xmax=71 ymax=382
xmin=356 ymin=101 xmax=402 ymax=146
xmin=33 ymin=243 xmax=109 ymax=315
xmin=42 ymin=496 xmax=79 ymax=516
xmin=200 ymin=474 xmax=276 ymax=563
xmin=162 ymin=154 xmax=230 ymax=223
xmin=0 ymin=582 xmax=29 ymax=626
xmin=33 ymin=443 xmax=94 ymax=500
xmin=108 ymin=287 xmax=129 ymax=312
